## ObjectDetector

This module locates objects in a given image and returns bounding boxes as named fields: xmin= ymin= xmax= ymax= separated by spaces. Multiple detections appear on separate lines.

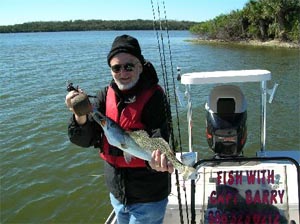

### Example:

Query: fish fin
xmin=124 ymin=152 xmax=132 ymax=163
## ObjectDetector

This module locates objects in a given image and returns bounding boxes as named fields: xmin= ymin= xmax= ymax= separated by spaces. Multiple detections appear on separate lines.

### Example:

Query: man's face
xmin=110 ymin=53 xmax=142 ymax=90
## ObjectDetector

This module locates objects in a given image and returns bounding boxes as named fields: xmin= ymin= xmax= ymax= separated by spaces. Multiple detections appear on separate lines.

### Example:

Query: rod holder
xmin=267 ymin=83 xmax=279 ymax=103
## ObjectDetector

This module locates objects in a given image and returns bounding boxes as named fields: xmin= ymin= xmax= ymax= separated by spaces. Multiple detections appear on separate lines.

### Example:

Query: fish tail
xmin=181 ymin=166 xmax=197 ymax=181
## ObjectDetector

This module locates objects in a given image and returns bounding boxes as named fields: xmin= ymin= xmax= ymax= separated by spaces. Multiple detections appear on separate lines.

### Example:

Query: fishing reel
xmin=66 ymin=81 xmax=93 ymax=116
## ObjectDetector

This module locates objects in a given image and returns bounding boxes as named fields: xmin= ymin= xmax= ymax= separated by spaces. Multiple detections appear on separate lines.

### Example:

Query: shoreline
xmin=189 ymin=38 xmax=300 ymax=49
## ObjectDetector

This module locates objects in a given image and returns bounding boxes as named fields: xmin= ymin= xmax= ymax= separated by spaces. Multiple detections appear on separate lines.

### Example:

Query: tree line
xmin=0 ymin=19 xmax=196 ymax=33
xmin=190 ymin=0 xmax=300 ymax=43
xmin=1 ymin=0 xmax=299 ymax=44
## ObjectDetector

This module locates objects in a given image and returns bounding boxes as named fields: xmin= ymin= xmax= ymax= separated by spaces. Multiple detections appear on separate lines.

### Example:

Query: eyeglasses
xmin=111 ymin=62 xmax=138 ymax=73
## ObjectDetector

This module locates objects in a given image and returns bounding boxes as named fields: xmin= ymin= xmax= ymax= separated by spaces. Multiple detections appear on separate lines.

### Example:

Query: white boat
xmin=106 ymin=70 xmax=300 ymax=224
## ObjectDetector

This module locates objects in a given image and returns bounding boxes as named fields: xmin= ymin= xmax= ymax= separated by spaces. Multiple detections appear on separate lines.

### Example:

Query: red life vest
xmin=100 ymin=84 xmax=162 ymax=168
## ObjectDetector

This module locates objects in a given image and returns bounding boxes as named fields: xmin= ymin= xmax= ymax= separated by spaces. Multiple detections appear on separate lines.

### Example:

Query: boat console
xmin=165 ymin=70 xmax=300 ymax=224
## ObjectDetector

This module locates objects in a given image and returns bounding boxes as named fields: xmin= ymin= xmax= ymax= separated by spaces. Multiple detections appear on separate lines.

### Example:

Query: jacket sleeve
xmin=68 ymin=115 xmax=99 ymax=147
xmin=67 ymin=88 xmax=107 ymax=148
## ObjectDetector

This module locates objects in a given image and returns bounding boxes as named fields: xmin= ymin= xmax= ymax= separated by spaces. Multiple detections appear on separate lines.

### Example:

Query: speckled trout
xmin=92 ymin=111 xmax=196 ymax=181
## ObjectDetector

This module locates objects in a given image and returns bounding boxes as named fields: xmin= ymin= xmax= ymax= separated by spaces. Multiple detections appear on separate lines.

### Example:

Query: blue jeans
xmin=109 ymin=193 xmax=168 ymax=224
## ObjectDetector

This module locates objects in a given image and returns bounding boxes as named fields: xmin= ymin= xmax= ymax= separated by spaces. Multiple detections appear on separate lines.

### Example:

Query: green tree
xmin=190 ymin=0 xmax=300 ymax=43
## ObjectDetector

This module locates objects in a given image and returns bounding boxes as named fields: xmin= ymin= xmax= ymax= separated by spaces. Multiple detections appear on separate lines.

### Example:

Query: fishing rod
xmin=66 ymin=81 xmax=96 ymax=98
xmin=150 ymin=1 xmax=191 ymax=224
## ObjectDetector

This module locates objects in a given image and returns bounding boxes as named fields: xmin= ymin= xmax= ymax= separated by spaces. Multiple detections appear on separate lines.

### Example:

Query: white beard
xmin=114 ymin=73 xmax=140 ymax=90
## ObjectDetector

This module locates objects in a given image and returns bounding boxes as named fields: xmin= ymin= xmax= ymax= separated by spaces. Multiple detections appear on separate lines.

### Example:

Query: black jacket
xmin=68 ymin=61 xmax=171 ymax=204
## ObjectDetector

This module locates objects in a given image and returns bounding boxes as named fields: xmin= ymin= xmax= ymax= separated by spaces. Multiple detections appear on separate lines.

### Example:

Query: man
xmin=65 ymin=34 xmax=173 ymax=224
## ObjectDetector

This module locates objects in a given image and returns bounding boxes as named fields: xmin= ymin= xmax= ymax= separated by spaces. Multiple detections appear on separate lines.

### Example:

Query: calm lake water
xmin=1 ymin=30 xmax=299 ymax=223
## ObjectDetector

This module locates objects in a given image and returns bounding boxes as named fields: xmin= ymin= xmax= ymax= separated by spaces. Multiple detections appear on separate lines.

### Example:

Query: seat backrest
xmin=207 ymin=85 xmax=247 ymax=114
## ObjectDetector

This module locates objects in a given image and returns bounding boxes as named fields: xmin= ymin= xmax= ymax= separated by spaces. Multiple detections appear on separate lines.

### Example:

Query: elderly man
xmin=66 ymin=34 xmax=173 ymax=224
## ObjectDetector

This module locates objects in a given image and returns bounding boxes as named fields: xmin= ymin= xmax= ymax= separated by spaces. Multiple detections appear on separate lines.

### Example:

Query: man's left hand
xmin=149 ymin=150 xmax=174 ymax=173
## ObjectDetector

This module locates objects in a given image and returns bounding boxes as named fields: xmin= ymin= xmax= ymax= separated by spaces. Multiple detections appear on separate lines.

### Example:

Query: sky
xmin=0 ymin=0 xmax=249 ymax=26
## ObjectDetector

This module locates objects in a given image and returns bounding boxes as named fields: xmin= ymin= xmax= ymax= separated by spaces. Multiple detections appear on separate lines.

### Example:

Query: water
xmin=1 ymin=31 xmax=299 ymax=223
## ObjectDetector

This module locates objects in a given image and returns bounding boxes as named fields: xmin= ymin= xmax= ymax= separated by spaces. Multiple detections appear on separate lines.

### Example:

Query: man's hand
xmin=65 ymin=90 xmax=79 ymax=109
xmin=149 ymin=150 xmax=174 ymax=174
xmin=65 ymin=90 xmax=87 ymax=125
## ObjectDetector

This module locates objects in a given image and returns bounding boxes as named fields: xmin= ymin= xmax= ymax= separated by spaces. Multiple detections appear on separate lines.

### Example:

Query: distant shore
xmin=189 ymin=38 xmax=300 ymax=49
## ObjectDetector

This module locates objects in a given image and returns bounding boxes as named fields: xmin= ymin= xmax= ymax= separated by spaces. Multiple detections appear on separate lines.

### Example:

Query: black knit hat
xmin=107 ymin=34 xmax=145 ymax=65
